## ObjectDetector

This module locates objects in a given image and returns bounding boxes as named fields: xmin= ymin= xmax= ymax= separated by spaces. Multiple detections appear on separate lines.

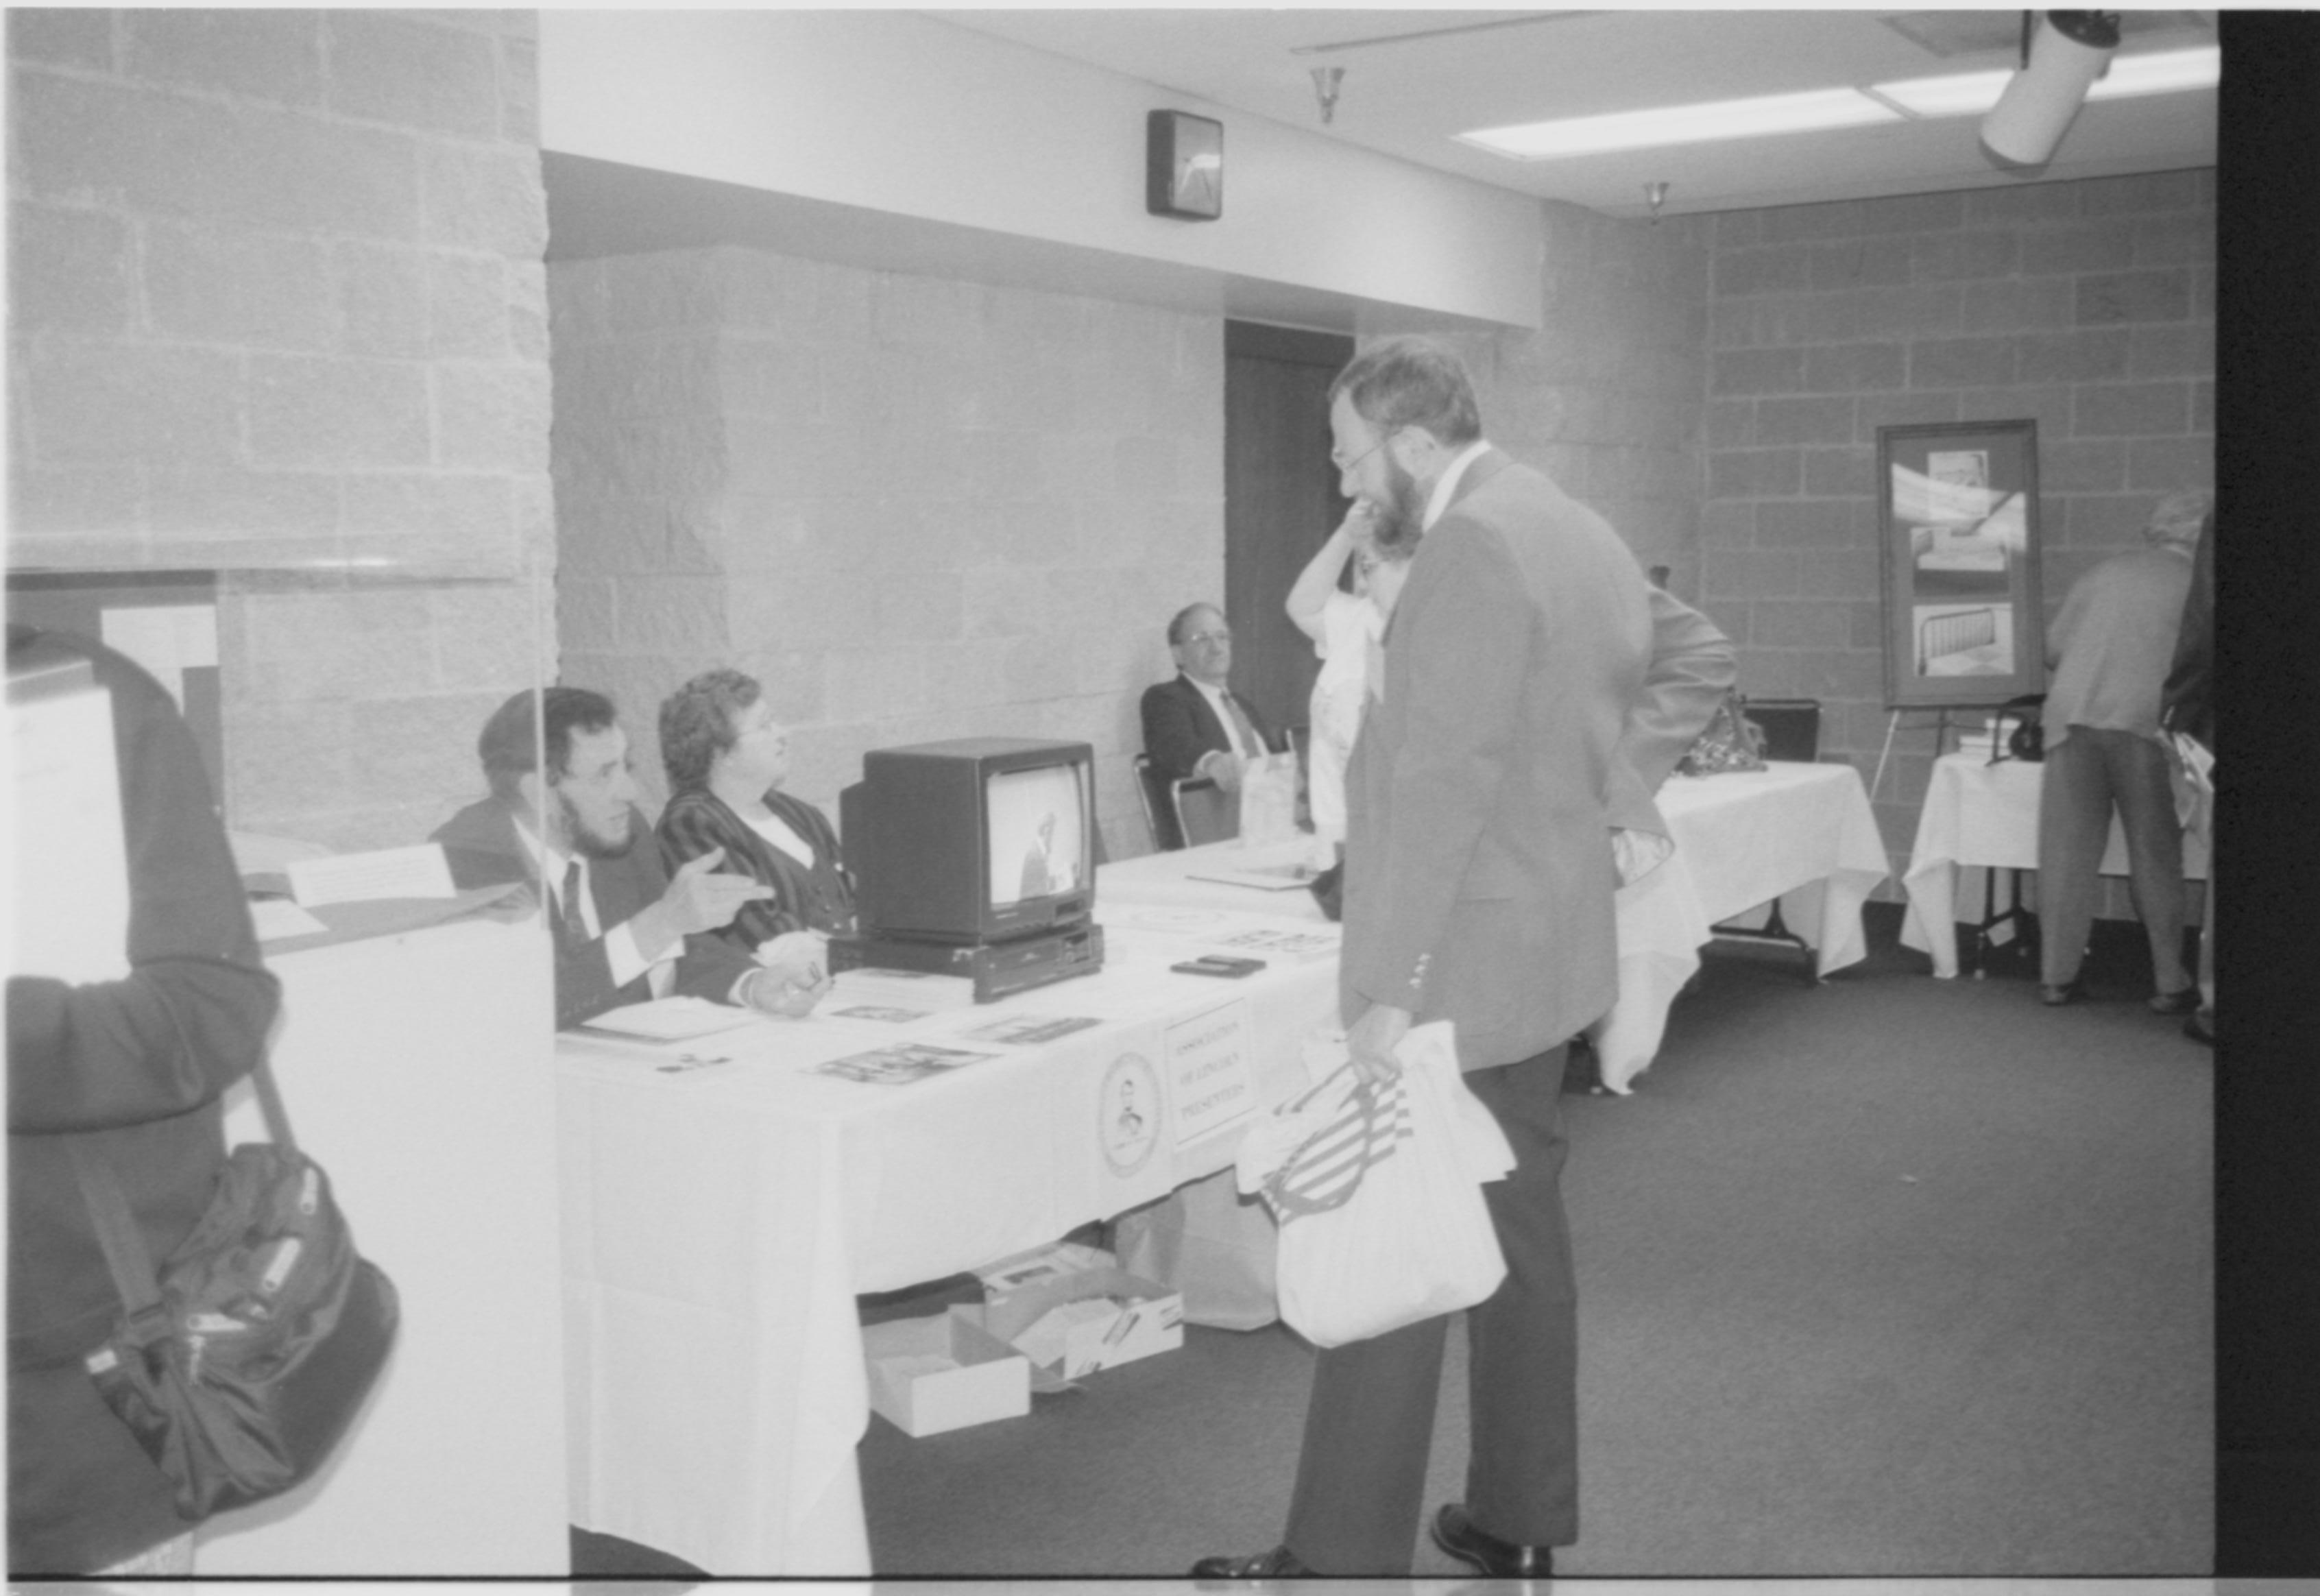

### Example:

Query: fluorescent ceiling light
xmin=1870 ymin=69 xmax=2015 ymax=117
xmin=2085 ymin=45 xmax=2220 ymax=99
xmin=1460 ymin=87 xmax=1898 ymax=160
xmin=1872 ymin=45 xmax=2219 ymax=119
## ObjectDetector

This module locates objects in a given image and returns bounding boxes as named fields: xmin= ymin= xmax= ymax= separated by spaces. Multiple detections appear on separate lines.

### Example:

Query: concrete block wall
xmin=1697 ymin=170 xmax=2214 ymax=882
xmin=1367 ymin=204 xmax=1713 ymax=595
xmin=8 ymin=8 xmax=554 ymax=850
xmin=549 ymin=246 xmax=1224 ymax=856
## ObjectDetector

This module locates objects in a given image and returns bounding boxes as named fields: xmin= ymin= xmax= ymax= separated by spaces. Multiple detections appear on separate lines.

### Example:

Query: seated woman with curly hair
xmin=657 ymin=669 xmax=856 ymax=1004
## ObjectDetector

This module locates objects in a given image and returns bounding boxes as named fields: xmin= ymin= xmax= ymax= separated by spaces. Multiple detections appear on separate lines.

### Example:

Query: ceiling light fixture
xmin=1460 ymin=87 xmax=1899 ymax=161
xmin=2081 ymin=44 xmax=2221 ymax=99
xmin=1872 ymin=43 xmax=2217 ymax=119
xmin=1982 ymin=10 xmax=2122 ymax=165
xmin=1870 ymin=69 xmax=2018 ymax=118
xmin=1310 ymin=66 xmax=1344 ymax=125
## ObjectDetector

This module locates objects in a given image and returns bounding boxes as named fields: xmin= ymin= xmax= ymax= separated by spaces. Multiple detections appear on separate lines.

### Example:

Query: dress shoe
xmin=2038 ymin=980 xmax=2086 ymax=1006
xmin=1190 ymin=1545 xmax=1312 ymax=1580
xmin=2148 ymin=987 xmax=2199 ymax=1016
xmin=2184 ymin=1011 xmax=2214 ymax=1046
xmin=1430 ymin=1503 xmax=1555 ymax=1578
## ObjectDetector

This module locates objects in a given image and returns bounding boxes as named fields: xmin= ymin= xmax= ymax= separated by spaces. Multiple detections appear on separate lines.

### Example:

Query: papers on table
xmin=1100 ymin=908 xmax=1342 ymax=983
xmin=956 ymin=1013 xmax=1103 ymax=1046
xmin=1198 ymin=924 xmax=1339 ymax=963
xmin=287 ymin=843 xmax=457 ymax=906
xmin=577 ymin=995 xmax=762 ymax=1043
xmin=815 ymin=1043 xmax=1000 ymax=1085
xmin=1185 ymin=860 xmax=1319 ymax=893
xmin=249 ymin=898 xmax=330 ymax=942
xmin=830 ymin=967 xmax=977 ymax=1013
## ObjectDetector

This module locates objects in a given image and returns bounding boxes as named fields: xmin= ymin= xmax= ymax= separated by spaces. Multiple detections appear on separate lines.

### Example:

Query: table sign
xmin=1165 ymin=998 xmax=1258 ymax=1147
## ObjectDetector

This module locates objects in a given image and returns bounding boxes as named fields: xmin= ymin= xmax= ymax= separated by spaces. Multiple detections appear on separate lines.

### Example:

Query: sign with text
xmin=1164 ymin=998 xmax=1257 ymax=1149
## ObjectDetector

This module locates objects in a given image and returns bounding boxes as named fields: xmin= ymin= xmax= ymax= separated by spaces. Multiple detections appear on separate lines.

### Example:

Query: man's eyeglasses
xmin=1183 ymin=629 xmax=1232 ymax=648
xmin=1330 ymin=434 xmax=1390 ymax=473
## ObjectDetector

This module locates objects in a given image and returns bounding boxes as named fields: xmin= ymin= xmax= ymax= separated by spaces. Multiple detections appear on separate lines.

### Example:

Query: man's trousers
xmin=1280 ymin=1042 xmax=1576 ymax=1574
xmin=2035 ymin=727 xmax=2188 ymax=992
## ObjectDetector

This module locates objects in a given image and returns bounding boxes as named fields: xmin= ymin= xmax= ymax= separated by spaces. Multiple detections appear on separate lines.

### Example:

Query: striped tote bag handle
xmin=1263 ymin=1069 xmax=1409 ymax=1220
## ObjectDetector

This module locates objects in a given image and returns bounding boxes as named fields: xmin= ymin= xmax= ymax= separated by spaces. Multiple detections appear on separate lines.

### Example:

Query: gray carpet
xmin=852 ymin=923 xmax=2214 ymax=1577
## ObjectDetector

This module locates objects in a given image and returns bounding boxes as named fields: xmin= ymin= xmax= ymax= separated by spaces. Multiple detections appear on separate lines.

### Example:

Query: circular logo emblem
xmin=1099 ymin=1052 xmax=1161 ymax=1176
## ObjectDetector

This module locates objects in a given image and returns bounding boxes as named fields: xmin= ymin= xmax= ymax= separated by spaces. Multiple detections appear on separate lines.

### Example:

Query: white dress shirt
xmin=513 ymin=818 xmax=673 ymax=998
xmin=1189 ymin=676 xmax=1263 ymax=761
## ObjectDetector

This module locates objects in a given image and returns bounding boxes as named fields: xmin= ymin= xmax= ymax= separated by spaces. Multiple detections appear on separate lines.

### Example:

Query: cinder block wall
xmin=1697 ymin=170 xmax=2214 ymax=881
xmin=549 ymin=246 xmax=1224 ymax=856
xmin=7 ymin=8 xmax=553 ymax=849
xmin=1377 ymin=204 xmax=1712 ymax=595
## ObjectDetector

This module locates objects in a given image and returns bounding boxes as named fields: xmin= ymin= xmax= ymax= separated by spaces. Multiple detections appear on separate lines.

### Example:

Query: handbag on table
xmin=67 ymin=1030 xmax=399 ymax=1523
xmin=1676 ymin=689 xmax=1768 ymax=777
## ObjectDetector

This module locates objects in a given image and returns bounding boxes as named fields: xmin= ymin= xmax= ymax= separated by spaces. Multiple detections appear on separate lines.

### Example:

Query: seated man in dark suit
xmin=433 ymin=687 xmax=825 ymax=1030
xmin=1139 ymin=602 xmax=1279 ymax=795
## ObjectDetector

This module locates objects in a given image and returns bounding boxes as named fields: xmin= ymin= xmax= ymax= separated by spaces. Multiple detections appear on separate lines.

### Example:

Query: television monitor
xmin=840 ymin=736 xmax=1096 ymax=945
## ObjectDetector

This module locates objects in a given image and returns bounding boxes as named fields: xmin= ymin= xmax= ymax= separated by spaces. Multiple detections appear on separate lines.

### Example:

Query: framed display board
xmin=1875 ymin=420 xmax=2046 ymax=709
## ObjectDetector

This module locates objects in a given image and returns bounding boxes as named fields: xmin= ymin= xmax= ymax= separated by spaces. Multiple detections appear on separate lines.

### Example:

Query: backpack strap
xmin=64 ymin=958 xmax=291 ymax=1340
xmin=64 ymin=1137 xmax=169 ymax=1342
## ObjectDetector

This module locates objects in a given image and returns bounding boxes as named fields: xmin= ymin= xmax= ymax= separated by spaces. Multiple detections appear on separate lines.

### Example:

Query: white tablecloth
xmin=1900 ymin=751 xmax=2211 ymax=978
xmin=1101 ymin=760 xmax=1889 ymax=1094
xmin=558 ymin=910 xmax=1340 ymax=1575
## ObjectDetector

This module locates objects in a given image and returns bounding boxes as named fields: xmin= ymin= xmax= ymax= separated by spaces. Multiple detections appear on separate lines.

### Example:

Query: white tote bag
xmin=1235 ymin=1022 xmax=1514 ymax=1349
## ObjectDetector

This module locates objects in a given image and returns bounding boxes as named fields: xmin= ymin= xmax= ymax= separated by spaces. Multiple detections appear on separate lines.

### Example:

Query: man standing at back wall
xmin=1194 ymin=337 xmax=1734 ymax=1580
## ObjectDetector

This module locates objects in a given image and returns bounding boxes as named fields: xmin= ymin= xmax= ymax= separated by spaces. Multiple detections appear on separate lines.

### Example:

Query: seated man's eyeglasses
xmin=1185 ymin=628 xmax=1231 ymax=647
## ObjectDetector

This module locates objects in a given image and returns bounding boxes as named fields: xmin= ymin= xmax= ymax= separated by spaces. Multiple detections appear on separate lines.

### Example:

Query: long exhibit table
xmin=1102 ymin=758 xmax=1889 ymax=1094
xmin=557 ymin=908 xmax=1342 ymax=1575
xmin=1900 ymin=750 xmax=2210 ymax=979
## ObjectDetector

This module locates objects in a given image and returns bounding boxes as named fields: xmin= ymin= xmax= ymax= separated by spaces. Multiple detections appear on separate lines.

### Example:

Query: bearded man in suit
xmin=433 ymin=686 xmax=823 ymax=1030
xmin=1194 ymin=337 xmax=1735 ymax=1579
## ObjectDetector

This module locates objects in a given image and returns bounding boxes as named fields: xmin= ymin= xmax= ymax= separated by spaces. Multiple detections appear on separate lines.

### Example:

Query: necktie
xmin=559 ymin=858 xmax=588 ymax=945
xmin=1223 ymin=692 xmax=1263 ymax=760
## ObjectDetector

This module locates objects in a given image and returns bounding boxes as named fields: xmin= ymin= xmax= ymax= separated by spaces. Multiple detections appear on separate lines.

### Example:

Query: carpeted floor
xmin=576 ymin=908 xmax=2215 ymax=1580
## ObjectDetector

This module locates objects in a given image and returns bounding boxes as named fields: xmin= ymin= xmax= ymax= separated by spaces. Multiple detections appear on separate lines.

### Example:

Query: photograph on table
xmin=817 ymin=1042 xmax=998 ymax=1084
xmin=1876 ymin=420 xmax=2046 ymax=708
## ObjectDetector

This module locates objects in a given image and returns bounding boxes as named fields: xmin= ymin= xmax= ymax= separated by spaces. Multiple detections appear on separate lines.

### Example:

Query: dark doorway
xmin=1223 ymin=321 xmax=1355 ymax=738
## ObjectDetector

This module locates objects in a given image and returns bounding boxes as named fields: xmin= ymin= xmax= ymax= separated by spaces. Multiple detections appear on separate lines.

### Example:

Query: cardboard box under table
xmin=971 ymin=1242 xmax=1184 ymax=1383
xmin=862 ymin=1307 xmax=1030 ymax=1438
xmin=556 ymin=910 xmax=1335 ymax=1576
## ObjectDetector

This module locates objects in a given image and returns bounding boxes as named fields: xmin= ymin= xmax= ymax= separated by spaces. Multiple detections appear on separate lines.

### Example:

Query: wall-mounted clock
xmin=1146 ymin=110 xmax=1223 ymax=221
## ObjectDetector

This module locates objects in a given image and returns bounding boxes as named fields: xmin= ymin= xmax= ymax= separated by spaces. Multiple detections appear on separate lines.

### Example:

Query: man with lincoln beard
xmin=1194 ymin=337 xmax=1732 ymax=1580
xmin=435 ymin=686 xmax=827 ymax=1029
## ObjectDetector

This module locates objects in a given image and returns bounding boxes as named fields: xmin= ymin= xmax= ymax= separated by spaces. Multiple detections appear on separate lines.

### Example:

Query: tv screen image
xmin=840 ymin=736 xmax=1096 ymax=945
xmin=987 ymin=762 xmax=1086 ymax=908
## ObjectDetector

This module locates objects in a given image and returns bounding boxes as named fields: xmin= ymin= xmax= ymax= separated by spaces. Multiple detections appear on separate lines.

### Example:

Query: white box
xmin=862 ymin=1307 xmax=1032 ymax=1438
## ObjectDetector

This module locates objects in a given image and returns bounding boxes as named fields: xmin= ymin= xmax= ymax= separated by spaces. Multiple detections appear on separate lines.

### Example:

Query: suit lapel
xmin=1180 ymin=673 xmax=1227 ymax=751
